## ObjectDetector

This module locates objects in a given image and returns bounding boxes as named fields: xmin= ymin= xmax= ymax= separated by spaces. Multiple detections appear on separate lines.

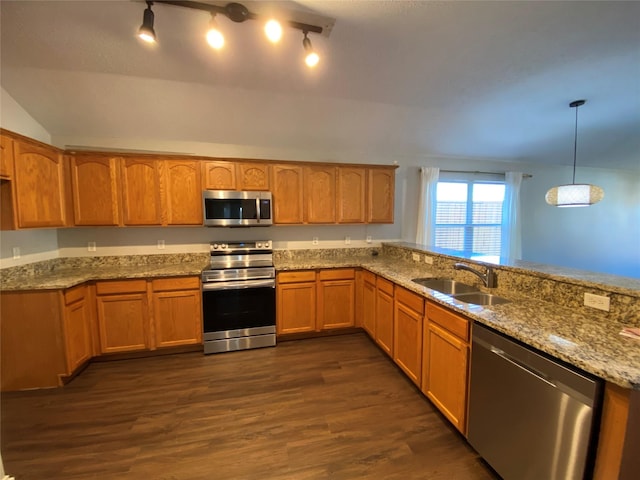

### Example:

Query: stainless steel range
xmin=201 ymin=240 xmax=276 ymax=354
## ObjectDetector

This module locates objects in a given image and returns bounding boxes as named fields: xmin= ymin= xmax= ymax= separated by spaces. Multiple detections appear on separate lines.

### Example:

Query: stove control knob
xmin=256 ymin=242 xmax=263 ymax=248
xmin=212 ymin=243 xmax=219 ymax=250
xmin=221 ymin=243 xmax=228 ymax=249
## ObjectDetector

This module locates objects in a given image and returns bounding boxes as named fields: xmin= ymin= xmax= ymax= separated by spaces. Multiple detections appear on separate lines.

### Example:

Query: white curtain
xmin=416 ymin=167 xmax=440 ymax=245
xmin=501 ymin=171 xmax=523 ymax=261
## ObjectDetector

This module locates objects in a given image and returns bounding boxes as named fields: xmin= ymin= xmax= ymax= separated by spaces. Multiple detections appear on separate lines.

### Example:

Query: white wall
xmin=521 ymin=164 xmax=640 ymax=278
xmin=0 ymin=88 xmax=59 ymax=268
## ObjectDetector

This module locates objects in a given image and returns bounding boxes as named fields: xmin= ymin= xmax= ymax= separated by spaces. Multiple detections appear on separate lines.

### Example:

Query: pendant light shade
xmin=545 ymin=184 xmax=604 ymax=207
xmin=545 ymin=100 xmax=604 ymax=207
xmin=138 ymin=1 xmax=156 ymax=43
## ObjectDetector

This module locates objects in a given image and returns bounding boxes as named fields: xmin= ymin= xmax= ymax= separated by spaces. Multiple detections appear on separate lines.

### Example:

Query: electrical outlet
xmin=157 ymin=240 xmax=165 ymax=250
xmin=424 ymin=255 xmax=433 ymax=265
xmin=12 ymin=247 xmax=20 ymax=259
xmin=87 ymin=242 xmax=96 ymax=252
xmin=312 ymin=237 xmax=319 ymax=245
xmin=366 ymin=236 xmax=372 ymax=243
xmin=584 ymin=293 xmax=610 ymax=312
xmin=345 ymin=236 xmax=351 ymax=245
xmin=412 ymin=253 xmax=420 ymax=261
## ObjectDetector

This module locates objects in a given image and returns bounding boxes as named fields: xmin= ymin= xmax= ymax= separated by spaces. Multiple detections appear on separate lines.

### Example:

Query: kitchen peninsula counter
xmin=275 ymin=245 xmax=640 ymax=390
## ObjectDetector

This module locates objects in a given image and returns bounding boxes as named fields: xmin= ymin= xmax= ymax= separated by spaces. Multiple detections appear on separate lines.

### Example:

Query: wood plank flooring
xmin=1 ymin=333 xmax=498 ymax=479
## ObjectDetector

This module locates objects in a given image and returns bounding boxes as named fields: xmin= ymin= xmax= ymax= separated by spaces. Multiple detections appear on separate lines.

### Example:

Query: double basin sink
xmin=412 ymin=277 xmax=510 ymax=306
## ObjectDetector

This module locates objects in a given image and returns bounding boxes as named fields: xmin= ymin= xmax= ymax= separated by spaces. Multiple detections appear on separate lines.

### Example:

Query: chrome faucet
xmin=453 ymin=263 xmax=497 ymax=288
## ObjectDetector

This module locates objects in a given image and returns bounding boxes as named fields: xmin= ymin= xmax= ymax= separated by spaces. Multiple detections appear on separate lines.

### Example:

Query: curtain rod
xmin=439 ymin=169 xmax=533 ymax=179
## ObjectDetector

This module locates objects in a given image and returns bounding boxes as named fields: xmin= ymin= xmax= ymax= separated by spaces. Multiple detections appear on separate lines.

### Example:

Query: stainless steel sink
xmin=412 ymin=277 xmax=478 ymax=295
xmin=451 ymin=292 xmax=511 ymax=306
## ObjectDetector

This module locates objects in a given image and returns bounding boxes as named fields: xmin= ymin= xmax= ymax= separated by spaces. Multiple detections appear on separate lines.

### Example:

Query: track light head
xmin=138 ymin=1 xmax=156 ymax=43
xmin=303 ymin=32 xmax=319 ymax=67
xmin=224 ymin=2 xmax=250 ymax=23
xmin=265 ymin=19 xmax=282 ymax=43
xmin=206 ymin=14 xmax=224 ymax=50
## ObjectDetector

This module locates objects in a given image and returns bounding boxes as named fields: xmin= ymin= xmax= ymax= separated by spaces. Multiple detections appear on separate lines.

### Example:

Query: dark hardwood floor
xmin=1 ymin=333 xmax=498 ymax=479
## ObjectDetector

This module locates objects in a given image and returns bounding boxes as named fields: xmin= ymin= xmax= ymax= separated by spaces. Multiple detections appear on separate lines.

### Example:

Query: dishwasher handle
xmin=489 ymin=345 xmax=557 ymax=389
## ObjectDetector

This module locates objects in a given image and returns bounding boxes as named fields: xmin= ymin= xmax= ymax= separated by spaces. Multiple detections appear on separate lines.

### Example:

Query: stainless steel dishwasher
xmin=467 ymin=323 xmax=602 ymax=480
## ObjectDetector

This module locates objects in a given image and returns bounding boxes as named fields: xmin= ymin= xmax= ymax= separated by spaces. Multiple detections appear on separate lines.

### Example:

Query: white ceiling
xmin=1 ymin=0 xmax=639 ymax=170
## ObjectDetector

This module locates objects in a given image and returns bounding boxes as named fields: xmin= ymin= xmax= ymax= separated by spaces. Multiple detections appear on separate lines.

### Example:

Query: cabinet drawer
xmin=318 ymin=268 xmax=355 ymax=281
xmin=427 ymin=301 xmax=469 ymax=341
xmin=278 ymin=271 xmax=316 ymax=284
xmin=96 ymin=279 xmax=147 ymax=295
xmin=64 ymin=284 xmax=86 ymax=305
xmin=395 ymin=286 xmax=424 ymax=315
xmin=152 ymin=276 xmax=200 ymax=292
xmin=376 ymin=276 xmax=394 ymax=296
xmin=362 ymin=270 xmax=376 ymax=285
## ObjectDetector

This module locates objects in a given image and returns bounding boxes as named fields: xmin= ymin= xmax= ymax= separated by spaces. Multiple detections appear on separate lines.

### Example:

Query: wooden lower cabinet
xmin=361 ymin=271 xmax=377 ymax=337
xmin=62 ymin=284 xmax=93 ymax=374
xmin=375 ymin=276 xmax=395 ymax=356
xmin=422 ymin=301 xmax=470 ymax=434
xmin=277 ymin=270 xmax=317 ymax=334
xmin=96 ymin=280 xmax=149 ymax=353
xmin=152 ymin=277 xmax=202 ymax=348
xmin=393 ymin=286 xmax=424 ymax=386
xmin=317 ymin=269 xmax=355 ymax=329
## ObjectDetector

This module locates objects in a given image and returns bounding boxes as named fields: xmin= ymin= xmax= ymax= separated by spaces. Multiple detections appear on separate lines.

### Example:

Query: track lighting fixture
xmin=137 ymin=1 xmax=333 ymax=67
xmin=302 ymin=32 xmax=319 ymax=67
xmin=137 ymin=1 xmax=156 ymax=43
xmin=545 ymin=100 xmax=604 ymax=207
xmin=206 ymin=14 xmax=224 ymax=50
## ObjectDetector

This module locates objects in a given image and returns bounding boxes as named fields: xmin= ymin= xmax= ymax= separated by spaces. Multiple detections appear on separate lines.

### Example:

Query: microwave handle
xmin=256 ymin=197 xmax=261 ymax=223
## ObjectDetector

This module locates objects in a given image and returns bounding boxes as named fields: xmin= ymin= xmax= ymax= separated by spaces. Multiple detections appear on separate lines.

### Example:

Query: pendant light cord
xmin=572 ymin=103 xmax=578 ymax=184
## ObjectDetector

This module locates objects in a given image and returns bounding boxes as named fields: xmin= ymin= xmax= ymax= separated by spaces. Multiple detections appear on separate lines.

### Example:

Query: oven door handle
xmin=202 ymin=278 xmax=275 ymax=291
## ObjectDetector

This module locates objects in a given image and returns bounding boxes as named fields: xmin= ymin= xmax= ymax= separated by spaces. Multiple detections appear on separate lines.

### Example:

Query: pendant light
xmin=545 ymin=100 xmax=604 ymax=207
xmin=137 ymin=1 xmax=157 ymax=43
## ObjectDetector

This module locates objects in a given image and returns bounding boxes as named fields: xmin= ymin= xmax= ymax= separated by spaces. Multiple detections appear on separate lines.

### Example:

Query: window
xmin=435 ymin=180 xmax=505 ymax=257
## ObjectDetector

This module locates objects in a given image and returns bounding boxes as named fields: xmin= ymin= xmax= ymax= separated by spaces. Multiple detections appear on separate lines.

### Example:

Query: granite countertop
xmin=0 ymin=260 xmax=209 ymax=291
xmin=276 ymin=255 xmax=640 ymax=390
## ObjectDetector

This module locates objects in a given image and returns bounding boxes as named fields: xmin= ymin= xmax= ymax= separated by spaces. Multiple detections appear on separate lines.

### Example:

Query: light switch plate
xmin=345 ymin=236 xmax=351 ymax=245
xmin=312 ymin=237 xmax=319 ymax=245
xmin=366 ymin=236 xmax=372 ymax=244
xmin=12 ymin=247 xmax=20 ymax=259
xmin=87 ymin=242 xmax=96 ymax=252
xmin=157 ymin=240 xmax=165 ymax=250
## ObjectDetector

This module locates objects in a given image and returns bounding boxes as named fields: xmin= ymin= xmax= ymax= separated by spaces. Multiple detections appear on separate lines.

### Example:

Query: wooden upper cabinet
xmin=0 ymin=134 xmax=14 ymax=179
xmin=368 ymin=168 xmax=395 ymax=223
xmin=305 ymin=166 xmax=336 ymax=224
xmin=237 ymin=162 xmax=270 ymax=191
xmin=337 ymin=167 xmax=366 ymax=223
xmin=120 ymin=158 xmax=162 ymax=225
xmin=12 ymin=139 xmax=67 ymax=228
xmin=163 ymin=160 xmax=202 ymax=225
xmin=272 ymin=164 xmax=304 ymax=224
xmin=202 ymin=161 xmax=236 ymax=190
xmin=71 ymin=154 xmax=121 ymax=226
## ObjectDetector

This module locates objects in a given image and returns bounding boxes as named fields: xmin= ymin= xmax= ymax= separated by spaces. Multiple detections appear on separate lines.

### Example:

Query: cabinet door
xmin=393 ymin=299 xmax=423 ymax=387
xmin=63 ymin=293 xmax=92 ymax=374
xmin=0 ymin=134 xmax=14 ymax=179
xmin=337 ymin=167 xmax=366 ymax=223
xmin=13 ymin=140 xmax=67 ymax=228
xmin=153 ymin=289 xmax=202 ymax=348
xmin=96 ymin=291 xmax=149 ymax=353
xmin=423 ymin=322 xmax=469 ymax=434
xmin=368 ymin=168 xmax=395 ymax=223
xmin=202 ymin=161 xmax=236 ymax=190
xmin=305 ymin=166 xmax=336 ymax=223
xmin=272 ymin=164 xmax=304 ymax=224
xmin=163 ymin=160 xmax=203 ymax=225
xmin=121 ymin=158 xmax=162 ymax=225
xmin=277 ymin=280 xmax=316 ymax=334
xmin=362 ymin=277 xmax=376 ymax=338
xmin=318 ymin=279 xmax=355 ymax=330
xmin=375 ymin=288 xmax=394 ymax=356
xmin=71 ymin=155 xmax=120 ymax=226
xmin=237 ymin=162 xmax=270 ymax=191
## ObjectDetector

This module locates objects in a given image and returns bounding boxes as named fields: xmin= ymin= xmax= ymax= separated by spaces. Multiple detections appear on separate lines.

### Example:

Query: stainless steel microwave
xmin=203 ymin=190 xmax=273 ymax=227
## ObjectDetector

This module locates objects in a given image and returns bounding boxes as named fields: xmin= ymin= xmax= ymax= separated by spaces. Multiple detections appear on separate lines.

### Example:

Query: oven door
xmin=202 ymin=278 xmax=276 ymax=353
